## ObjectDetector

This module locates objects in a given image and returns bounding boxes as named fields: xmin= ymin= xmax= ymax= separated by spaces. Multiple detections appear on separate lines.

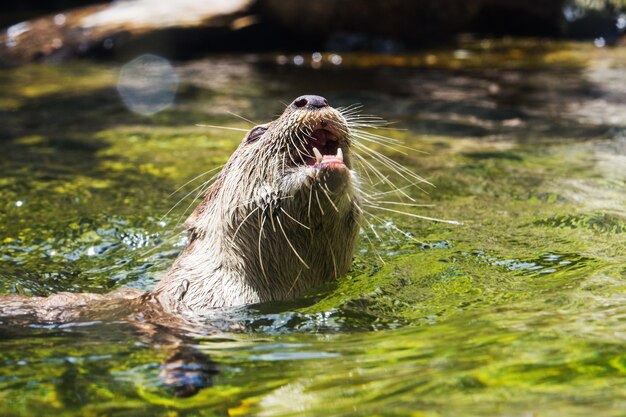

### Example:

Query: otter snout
xmin=292 ymin=95 xmax=329 ymax=110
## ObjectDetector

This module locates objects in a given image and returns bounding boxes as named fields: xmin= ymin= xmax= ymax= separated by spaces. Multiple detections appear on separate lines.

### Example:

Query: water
xmin=1 ymin=40 xmax=626 ymax=416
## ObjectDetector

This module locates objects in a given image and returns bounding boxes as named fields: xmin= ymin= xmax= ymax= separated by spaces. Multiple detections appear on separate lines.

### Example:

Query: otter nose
xmin=292 ymin=95 xmax=329 ymax=110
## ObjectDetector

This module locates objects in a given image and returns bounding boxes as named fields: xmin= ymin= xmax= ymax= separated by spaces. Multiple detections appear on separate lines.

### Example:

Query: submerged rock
xmin=0 ymin=0 xmax=252 ymax=67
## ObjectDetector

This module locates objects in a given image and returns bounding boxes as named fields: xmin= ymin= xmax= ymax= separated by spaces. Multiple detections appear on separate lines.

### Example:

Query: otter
xmin=0 ymin=96 xmax=389 ymax=396
xmin=153 ymin=94 xmax=361 ymax=313
xmin=1 ymin=95 xmax=361 ymax=323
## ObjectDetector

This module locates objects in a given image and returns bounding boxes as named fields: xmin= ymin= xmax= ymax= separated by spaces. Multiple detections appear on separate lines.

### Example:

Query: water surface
xmin=1 ymin=40 xmax=626 ymax=416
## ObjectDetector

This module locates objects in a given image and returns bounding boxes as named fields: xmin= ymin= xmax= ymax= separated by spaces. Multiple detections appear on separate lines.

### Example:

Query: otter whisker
xmin=360 ymin=208 xmax=426 ymax=246
xmin=290 ymin=131 xmax=309 ymax=164
xmin=277 ymin=216 xmax=309 ymax=269
xmin=257 ymin=209 xmax=269 ymax=282
xmin=286 ymin=269 xmax=303 ymax=297
xmin=365 ymin=220 xmax=381 ymax=240
xmin=356 ymin=215 xmax=385 ymax=264
xmin=320 ymin=184 xmax=340 ymax=213
xmin=341 ymin=111 xmax=397 ymax=129
xmin=345 ymin=115 xmax=388 ymax=122
xmin=162 ymin=176 xmax=218 ymax=231
xmin=361 ymin=176 xmax=401 ymax=193
xmin=336 ymin=103 xmax=363 ymax=114
xmin=342 ymin=110 xmax=381 ymax=118
xmin=294 ymin=128 xmax=307 ymax=149
xmin=352 ymin=153 xmax=392 ymax=185
xmin=284 ymin=136 xmax=302 ymax=166
xmin=295 ymin=127 xmax=313 ymax=160
xmin=279 ymin=207 xmax=311 ymax=230
xmin=332 ymin=123 xmax=352 ymax=137
xmin=352 ymin=153 xmax=416 ymax=201
xmin=196 ymin=124 xmax=249 ymax=132
xmin=307 ymin=183 xmax=314 ymax=222
xmin=352 ymin=128 xmax=424 ymax=154
xmin=314 ymin=189 xmax=325 ymax=215
xmin=233 ymin=194 xmax=291 ymax=211
xmin=340 ymin=106 xmax=426 ymax=154
xmin=268 ymin=204 xmax=277 ymax=233
xmin=362 ymin=199 xmax=434 ymax=208
xmin=353 ymin=142 xmax=432 ymax=188
xmin=363 ymin=204 xmax=461 ymax=225
xmin=173 ymin=179 xmax=215 ymax=229
xmin=168 ymin=165 xmax=223 ymax=198
xmin=231 ymin=206 xmax=260 ymax=245
xmin=345 ymin=118 xmax=391 ymax=129
xmin=161 ymin=177 xmax=215 ymax=222
xmin=355 ymin=156 xmax=376 ymax=185
xmin=360 ymin=208 xmax=386 ymax=236
xmin=336 ymin=102 xmax=362 ymax=110
xmin=364 ymin=183 xmax=419 ymax=199
xmin=357 ymin=124 xmax=407 ymax=131
xmin=347 ymin=120 xmax=403 ymax=131
xmin=386 ymin=223 xmax=425 ymax=244
xmin=354 ymin=151 xmax=431 ymax=196
xmin=343 ymin=110 xmax=388 ymax=118
xmin=288 ymin=135 xmax=304 ymax=159
xmin=351 ymin=131 xmax=409 ymax=154
xmin=353 ymin=126 xmax=411 ymax=139
xmin=325 ymin=234 xmax=338 ymax=278
xmin=227 ymin=111 xmax=258 ymax=125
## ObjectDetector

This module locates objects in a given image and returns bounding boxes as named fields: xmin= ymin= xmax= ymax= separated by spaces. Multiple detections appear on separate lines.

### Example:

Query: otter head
xmin=155 ymin=95 xmax=362 ymax=311
xmin=236 ymin=94 xmax=355 ymax=197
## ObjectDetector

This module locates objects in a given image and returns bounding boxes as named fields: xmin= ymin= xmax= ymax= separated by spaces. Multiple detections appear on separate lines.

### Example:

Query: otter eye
xmin=246 ymin=126 xmax=267 ymax=143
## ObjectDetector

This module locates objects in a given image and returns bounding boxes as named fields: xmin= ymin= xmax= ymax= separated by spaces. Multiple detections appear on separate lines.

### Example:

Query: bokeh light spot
xmin=117 ymin=54 xmax=179 ymax=116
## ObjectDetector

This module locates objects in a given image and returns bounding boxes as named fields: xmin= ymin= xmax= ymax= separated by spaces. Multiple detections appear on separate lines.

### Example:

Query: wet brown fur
xmin=152 ymin=101 xmax=361 ymax=313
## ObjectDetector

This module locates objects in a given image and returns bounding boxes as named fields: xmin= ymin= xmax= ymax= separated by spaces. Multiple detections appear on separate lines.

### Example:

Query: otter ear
xmin=243 ymin=124 xmax=269 ymax=144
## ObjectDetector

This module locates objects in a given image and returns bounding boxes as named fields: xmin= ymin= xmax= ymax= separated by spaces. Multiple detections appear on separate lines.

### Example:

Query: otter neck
xmin=153 ymin=174 xmax=360 ymax=313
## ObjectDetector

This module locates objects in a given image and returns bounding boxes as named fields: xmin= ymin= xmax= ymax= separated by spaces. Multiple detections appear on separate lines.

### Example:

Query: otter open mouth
xmin=304 ymin=128 xmax=345 ymax=169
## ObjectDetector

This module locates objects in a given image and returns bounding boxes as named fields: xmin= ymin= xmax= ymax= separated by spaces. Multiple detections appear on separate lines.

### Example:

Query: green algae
xmin=1 ymin=40 xmax=626 ymax=416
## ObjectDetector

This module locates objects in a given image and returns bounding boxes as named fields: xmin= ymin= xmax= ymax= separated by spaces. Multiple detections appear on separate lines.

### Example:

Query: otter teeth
xmin=311 ymin=147 xmax=344 ymax=166
xmin=312 ymin=147 xmax=323 ymax=164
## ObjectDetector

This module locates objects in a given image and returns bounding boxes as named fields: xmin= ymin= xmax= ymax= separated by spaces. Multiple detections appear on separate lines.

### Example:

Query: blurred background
xmin=1 ymin=0 xmax=626 ymax=66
